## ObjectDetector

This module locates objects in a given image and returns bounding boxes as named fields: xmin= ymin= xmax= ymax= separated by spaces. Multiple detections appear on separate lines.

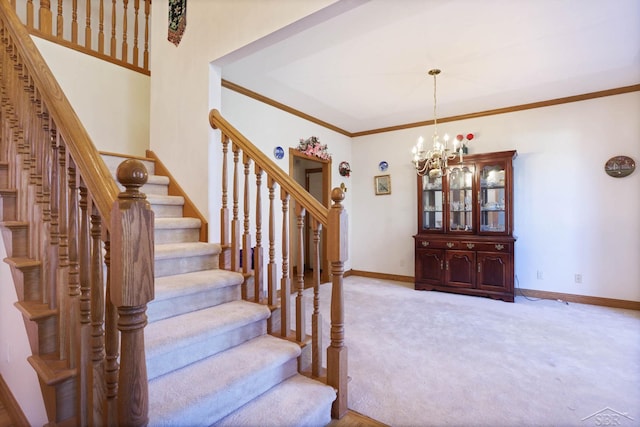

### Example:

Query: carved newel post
xmin=110 ymin=160 xmax=154 ymax=427
xmin=327 ymin=187 xmax=348 ymax=419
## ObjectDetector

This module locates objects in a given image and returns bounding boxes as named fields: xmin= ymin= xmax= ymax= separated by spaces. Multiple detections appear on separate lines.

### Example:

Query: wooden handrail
xmin=1 ymin=0 xmax=119 ymax=225
xmin=209 ymin=109 xmax=329 ymax=227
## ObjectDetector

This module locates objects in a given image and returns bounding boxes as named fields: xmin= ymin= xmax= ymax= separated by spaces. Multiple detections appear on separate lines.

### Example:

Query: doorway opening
xmin=289 ymin=148 xmax=331 ymax=288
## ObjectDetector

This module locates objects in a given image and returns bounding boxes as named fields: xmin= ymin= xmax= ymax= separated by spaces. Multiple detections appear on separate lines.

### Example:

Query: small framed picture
xmin=374 ymin=174 xmax=391 ymax=195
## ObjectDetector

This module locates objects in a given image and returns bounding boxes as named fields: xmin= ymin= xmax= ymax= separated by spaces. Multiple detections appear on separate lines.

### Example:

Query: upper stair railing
xmin=9 ymin=0 xmax=151 ymax=74
xmin=209 ymin=109 xmax=349 ymax=418
xmin=0 ymin=2 xmax=152 ymax=425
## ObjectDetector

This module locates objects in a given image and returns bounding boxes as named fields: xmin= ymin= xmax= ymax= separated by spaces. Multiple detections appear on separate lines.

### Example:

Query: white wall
xmin=32 ymin=36 xmax=150 ymax=156
xmin=221 ymin=88 xmax=353 ymax=278
xmin=148 ymin=0 xmax=339 ymax=236
xmin=0 ymin=238 xmax=48 ymax=426
xmin=351 ymin=92 xmax=640 ymax=302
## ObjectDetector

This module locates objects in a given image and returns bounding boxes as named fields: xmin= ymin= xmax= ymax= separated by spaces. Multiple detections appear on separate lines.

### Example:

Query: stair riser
xmin=0 ymin=165 xmax=8 ymax=188
xmin=147 ymin=319 xmax=267 ymax=380
xmin=154 ymin=227 xmax=200 ymax=245
xmin=147 ymin=285 xmax=241 ymax=323
xmin=0 ymin=191 xmax=17 ymax=221
xmin=155 ymin=255 xmax=219 ymax=277
xmin=1 ymin=224 xmax=28 ymax=258
xmin=28 ymin=316 xmax=57 ymax=355
xmin=6 ymin=262 xmax=42 ymax=302
xmin=150 ymin=204 xmax=183 ymax=218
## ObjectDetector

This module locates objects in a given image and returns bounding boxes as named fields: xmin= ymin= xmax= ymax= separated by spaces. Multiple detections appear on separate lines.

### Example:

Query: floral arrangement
xmin=339 ymin=161 xmax=351 ymax=177
xmin=296 ymin=136 xmax=331 ymax=160
xmin=455 ymin=133 xmax=475 ymax=154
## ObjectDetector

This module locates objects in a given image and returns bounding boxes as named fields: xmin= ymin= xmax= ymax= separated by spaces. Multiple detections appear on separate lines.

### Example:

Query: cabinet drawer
xmin=462 ymin=242 xmax=511 ymax=252
xmin=416 ymin=239 xmax=511 ymax=252
xmin=415 ymin=239 xmax=454 ymax=250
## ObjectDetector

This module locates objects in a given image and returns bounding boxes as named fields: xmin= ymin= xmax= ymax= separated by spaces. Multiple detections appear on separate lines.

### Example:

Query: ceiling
xmin=219 ymin=0 xmax=640 ymax=136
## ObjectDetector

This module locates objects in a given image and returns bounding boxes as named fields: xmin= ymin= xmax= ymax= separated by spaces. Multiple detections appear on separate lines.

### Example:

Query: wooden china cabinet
xmin=414 ymin=150 xmax=517 ymax=302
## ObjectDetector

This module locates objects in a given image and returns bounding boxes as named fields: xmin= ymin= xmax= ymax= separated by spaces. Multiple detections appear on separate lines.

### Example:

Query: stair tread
xmin=155 ymin=242 xmax=221 ymax=259
xmin=148 ymin=335 xmax=301 ymax=426
xmin=153 ymin=269 xmax=243 ymax=302
xmin=3 ymin=257 xmax=41 ymax=268
xmin=154 ymin=216 xmax=201 ymax=229
xmin=147 ymin=194 xmax=184 ymax=205
xmin=215 ymin=374 xmax=336 ymax=427
xmin=0 ymin=220 xmax=28 ymax=228
xmin=14 ymin=301 xmax=57 ymax=320
xmin=145 ymin=300 xmax=270 ymax=357
xmin=28 ymin=354 xmax=76 ymax=386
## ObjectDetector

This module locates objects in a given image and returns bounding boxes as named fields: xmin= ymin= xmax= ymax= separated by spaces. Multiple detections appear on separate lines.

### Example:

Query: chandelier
xmin=411 ymin=69 xmax=464 ymax=178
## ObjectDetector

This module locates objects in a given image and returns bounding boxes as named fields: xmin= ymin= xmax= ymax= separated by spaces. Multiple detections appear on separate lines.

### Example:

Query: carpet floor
xmin=305 ymin=277 xmax=640 ymax=427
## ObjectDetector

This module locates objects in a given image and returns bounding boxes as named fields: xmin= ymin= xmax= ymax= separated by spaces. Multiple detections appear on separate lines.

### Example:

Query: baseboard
xmin=517 ymin=288 xmax=640 ymax=311
xmin=0 ymin=374 xmax=29 ymax=427
xmin=347 ymin=270 xmax=413 ymax=283
xmin=347 ymin=270 xmax=640 ymax=311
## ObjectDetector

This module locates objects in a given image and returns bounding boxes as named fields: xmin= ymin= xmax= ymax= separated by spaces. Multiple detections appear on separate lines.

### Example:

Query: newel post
xmin=327 ymin=187 xmax=348 ymax=419
xmin=110 ymin=160 xmax=154 ymax=427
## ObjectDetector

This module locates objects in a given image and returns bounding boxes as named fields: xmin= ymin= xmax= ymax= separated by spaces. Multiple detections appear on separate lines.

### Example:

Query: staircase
xmin=0 ymin=3 xmax=348 ymax=424
xmin=101 ymin=154 xmax=336 ymax=426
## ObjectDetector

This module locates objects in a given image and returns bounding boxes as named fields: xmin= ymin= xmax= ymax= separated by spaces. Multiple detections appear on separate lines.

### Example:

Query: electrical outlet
xmin=574 ymin=274 xmax=582 ymax=284
xmin=536 ymin=270 xmax=543 ymax=280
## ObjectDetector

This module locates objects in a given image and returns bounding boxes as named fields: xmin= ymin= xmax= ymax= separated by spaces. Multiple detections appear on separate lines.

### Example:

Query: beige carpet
xmin=305 ymin=277 xmax=640 ymax=427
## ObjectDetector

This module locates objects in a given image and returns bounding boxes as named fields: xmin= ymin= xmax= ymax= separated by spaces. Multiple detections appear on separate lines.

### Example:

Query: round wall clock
xmin=604 ymin=155 xmax=635 ymax=178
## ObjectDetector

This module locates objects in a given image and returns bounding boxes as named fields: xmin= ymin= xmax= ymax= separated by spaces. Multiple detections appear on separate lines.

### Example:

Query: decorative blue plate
xmin=274 ymin=146 xmax=284 ymax=160
xmin=378 ymin=161 xmax=388 ymax=172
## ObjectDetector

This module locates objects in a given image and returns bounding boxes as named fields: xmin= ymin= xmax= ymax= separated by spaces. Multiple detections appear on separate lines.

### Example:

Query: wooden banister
xmin=210 ymin=109 xmax=329 ymax=226
xmin=12 ymin=0 xmax=151 ymax=75
xmin=209 ymin=108 xmax=349 ymax=419
xmin=1 ymin=0 xmax=119 ymax=223
xmin=1 ymin=4 xmax=154 ymax=425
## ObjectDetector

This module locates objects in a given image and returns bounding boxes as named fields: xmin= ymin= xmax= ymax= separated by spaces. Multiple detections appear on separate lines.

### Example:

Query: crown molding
xmin=222 ymin=80 xmax=640 ymax=138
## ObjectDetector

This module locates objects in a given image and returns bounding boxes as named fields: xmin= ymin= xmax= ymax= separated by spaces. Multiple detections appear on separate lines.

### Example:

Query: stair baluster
xmin=280 ymin=189 xmax=291 ymax=338
xmin=231 ymin=143 xmax=240 ymax=273
xmin=254 ymin=164 xmax=264 ymax=303
xmin=311 ymin=218 xmax=322 ymax=377
xmin=242 ymin=152 xmax=251 ymax=299
xmin=295 ymin=202 xmax=306 ymax=343
xmin=220 ymin=134 xmax=230 ymax=268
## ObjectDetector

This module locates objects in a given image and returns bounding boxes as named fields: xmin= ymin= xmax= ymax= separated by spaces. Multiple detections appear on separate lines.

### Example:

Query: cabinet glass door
xmin=448 ymin=166 xmax=474 ymax=232
xmin=480 ymin=163 xmax=506 ymax=232
xmin=422 ymin=175 xmax=443 ymax=231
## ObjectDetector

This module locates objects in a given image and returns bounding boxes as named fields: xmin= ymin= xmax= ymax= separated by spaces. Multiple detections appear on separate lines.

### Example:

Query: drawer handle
xmin=478 ymin=263 xmax=481 ymax=273
xmin=466 ymin=243 xmax=475 ymax=249
xmin=440 ymin=260 xmax=444 ymax=270
xmin=446 ymin=242 xmax=455 ymax=248
xmin=495 ymin=244 xmax=504 ymax=250
xmin=421 ymin=241 xmax=429 ymax=247
xmin=445 ymin=261 xmax=449 ymax=270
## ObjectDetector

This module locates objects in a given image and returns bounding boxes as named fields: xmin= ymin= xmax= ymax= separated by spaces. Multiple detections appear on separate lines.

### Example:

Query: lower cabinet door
xmin=477 ymin=251 xmax=510 ymax=291
xmin=416 ymin=249 xmax=444 ymax=286
xmin=445 ymin=250 xmax=476 ymax=288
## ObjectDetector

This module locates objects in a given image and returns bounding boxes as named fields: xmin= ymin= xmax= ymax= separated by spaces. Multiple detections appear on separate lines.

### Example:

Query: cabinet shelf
xmin=415 ymin=150 xmax=517 ymax=302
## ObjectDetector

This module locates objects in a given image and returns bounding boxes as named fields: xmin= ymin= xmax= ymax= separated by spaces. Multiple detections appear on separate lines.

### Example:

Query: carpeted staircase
xmin=102 ymin=154 xmax=336 ymax=426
